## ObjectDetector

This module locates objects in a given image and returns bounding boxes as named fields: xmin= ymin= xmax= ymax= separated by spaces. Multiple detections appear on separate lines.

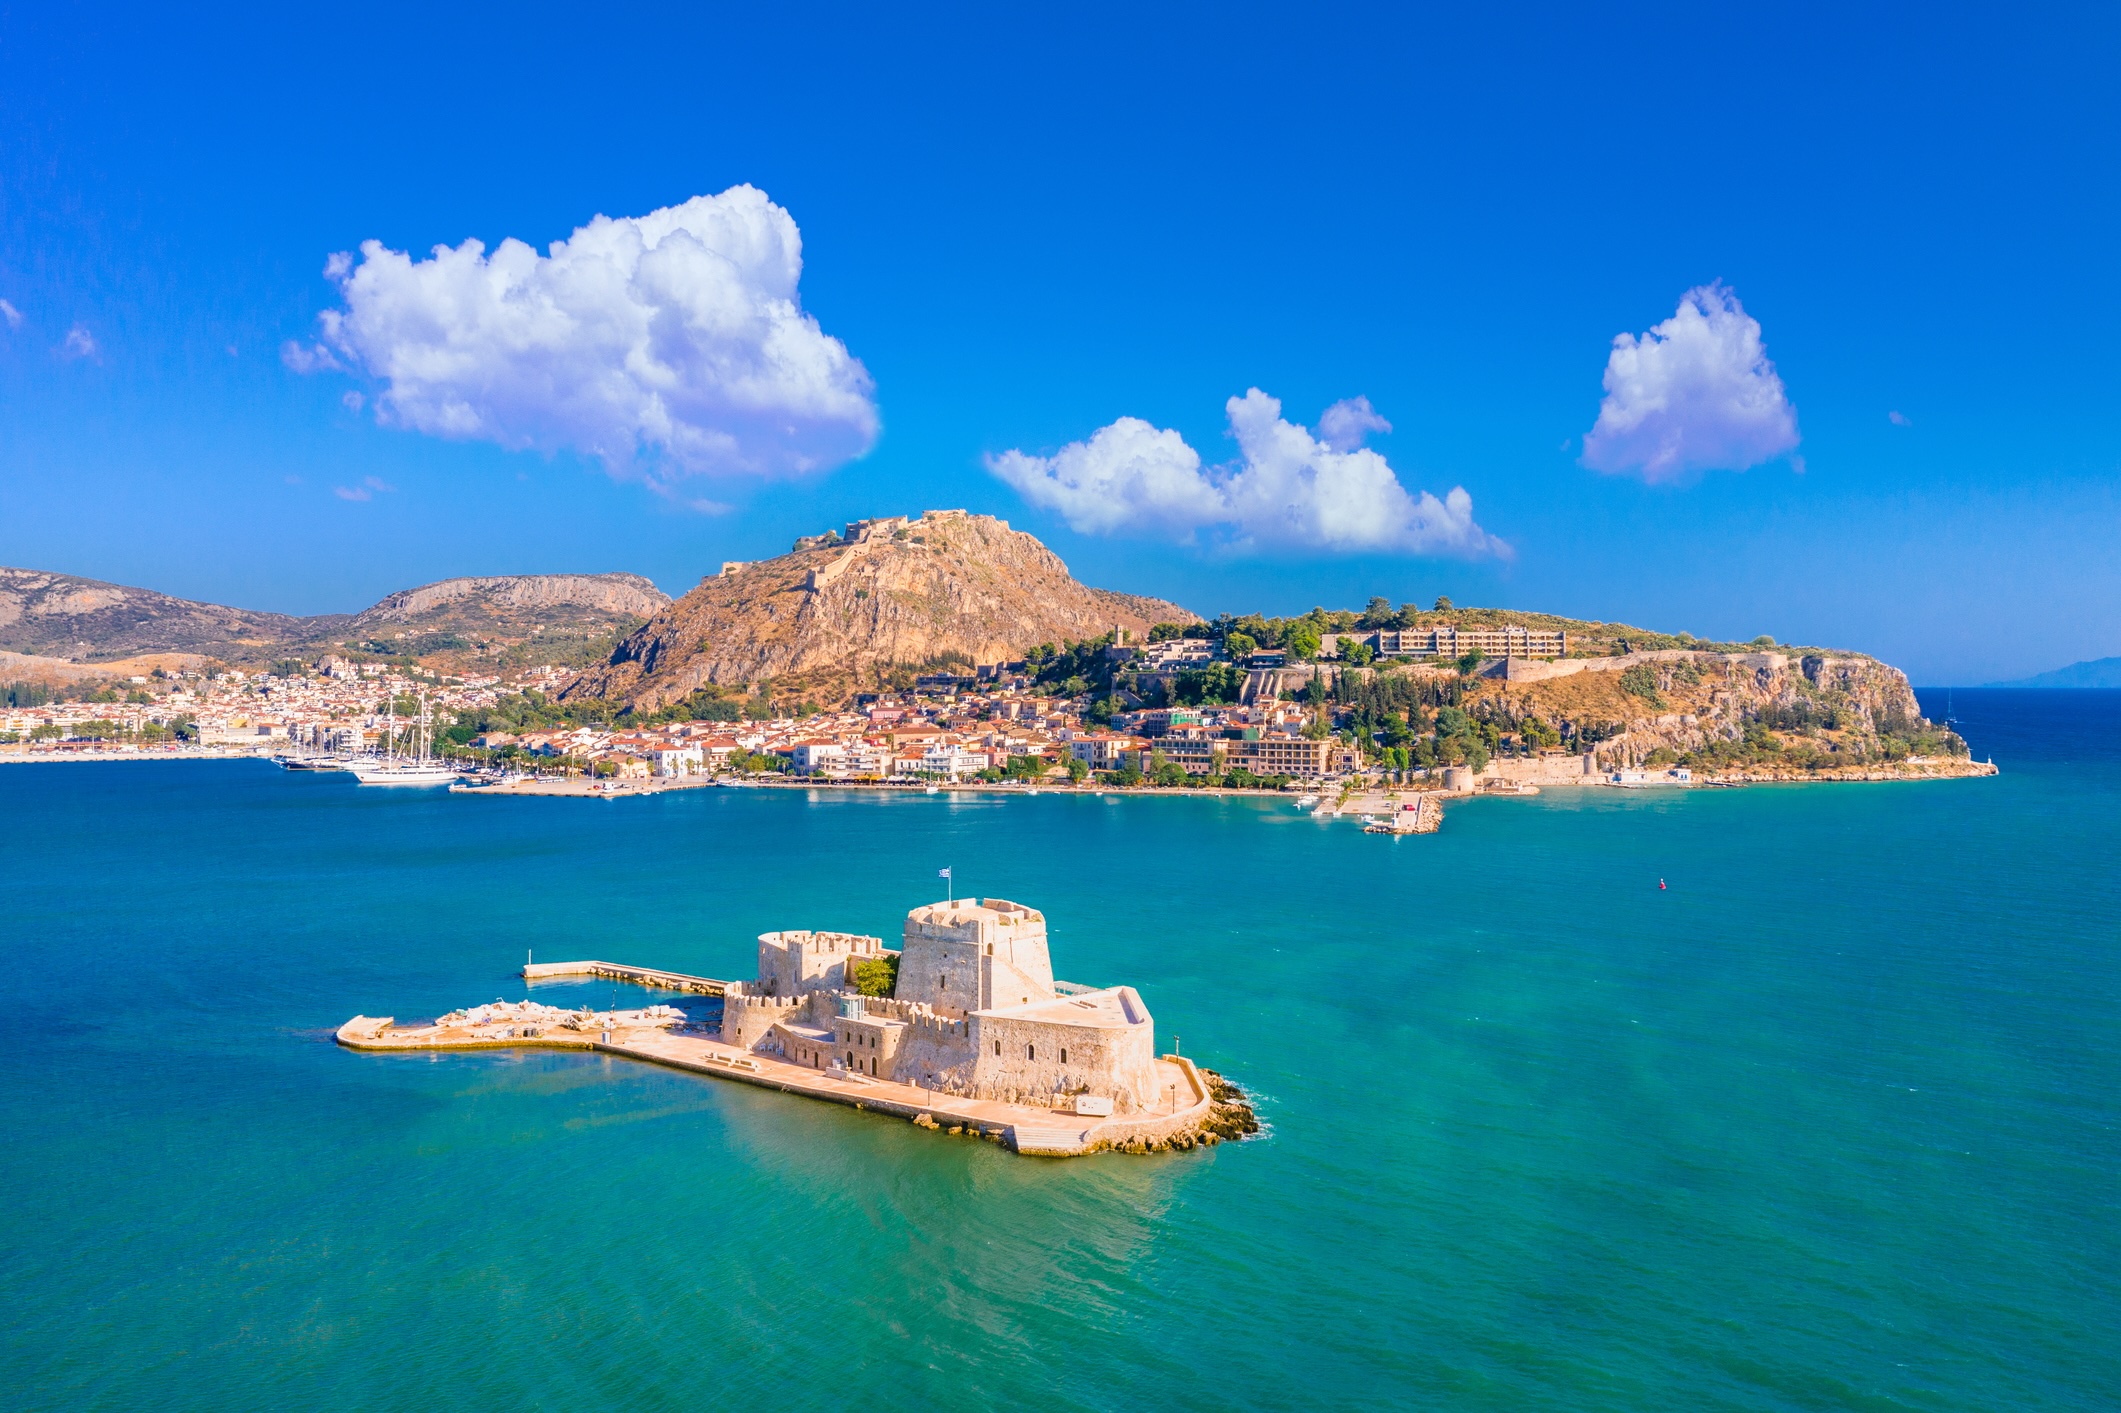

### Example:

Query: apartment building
xmin=1363 ymin=625 xmax=1569 ymax=660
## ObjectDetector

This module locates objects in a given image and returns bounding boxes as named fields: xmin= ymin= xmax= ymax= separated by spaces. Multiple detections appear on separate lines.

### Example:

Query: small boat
xmin=924 ymin=784 xmax=939 ymax=795
xmin=1296 ymin=794 xmax=1320 ymax=809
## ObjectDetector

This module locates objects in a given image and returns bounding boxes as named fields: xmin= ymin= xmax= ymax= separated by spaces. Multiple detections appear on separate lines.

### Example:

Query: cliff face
xmin=352 ymin=574 xmax=667 ymax=625
xmin=567 ymin=511 xmax=1196 ymax=709
xmin=1469 ymin=650 xmax=1939 ymax=764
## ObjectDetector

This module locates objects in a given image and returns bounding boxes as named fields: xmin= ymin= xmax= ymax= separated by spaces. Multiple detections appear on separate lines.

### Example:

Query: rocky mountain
xmin=566 ymin=510 xmax=1197 ymax=710
xmin=0 ymin=569 xmax=321 ymax=663
xmin=351 ymin=574 xmax=666 ymax=626
xmin=0 ymin=567 xmax=669 ymax=670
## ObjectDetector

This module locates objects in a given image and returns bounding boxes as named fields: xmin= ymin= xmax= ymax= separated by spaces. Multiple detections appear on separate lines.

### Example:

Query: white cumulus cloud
xmin=286 ymin=186 xmax=878 ymax=491
xmin=1581 ymin=283 xmax=1798 ymax=482
xmin=987 ymin=390 xmax=1502 ymax=557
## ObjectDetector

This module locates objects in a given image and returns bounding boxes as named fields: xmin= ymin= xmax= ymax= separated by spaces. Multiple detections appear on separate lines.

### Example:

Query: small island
xmin=337 ymin=896 xmax=1257 ymax=1157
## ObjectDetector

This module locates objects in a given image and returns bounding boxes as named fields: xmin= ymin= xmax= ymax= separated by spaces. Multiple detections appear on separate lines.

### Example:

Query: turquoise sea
xmin=2 ymin=688 xmax=2116 ymax=1410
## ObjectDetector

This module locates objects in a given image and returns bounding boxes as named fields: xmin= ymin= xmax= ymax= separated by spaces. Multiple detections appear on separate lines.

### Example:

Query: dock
xmin=522 ymin=960 xmax=729 ymax=995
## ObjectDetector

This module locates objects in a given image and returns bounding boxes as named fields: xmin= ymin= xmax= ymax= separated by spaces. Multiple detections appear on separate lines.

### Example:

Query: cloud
xmin=987 ymin=389 xmax=1503 ymax=557
xmin=1581 ymin=283 xmax=1798 ymax=482
xmin=282 ymin=338 xmax=341 ymax=373
xmin=1316 ymin=395 xmax=1392 ymax=452
xmin=334 ymin=476 xmax=394 ymax=502
xmin=59 ymin=323 xmax=99 ymax=361
xmin=1888 ymin=410 xmax=1911 ymax=427
xmin=288 ymin=186 xmax=878 ymax=493
xmin=0 ymin=299 xmax=20 ymax=330
xmin=342 ymin=390 xmax=365 ymax=412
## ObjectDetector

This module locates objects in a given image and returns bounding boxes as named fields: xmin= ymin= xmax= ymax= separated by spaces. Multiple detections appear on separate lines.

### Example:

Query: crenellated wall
xmin=719 ymin=982 xmax=809 ymax=1048
xmin=755 ymin=930 xmax=886 ymax=997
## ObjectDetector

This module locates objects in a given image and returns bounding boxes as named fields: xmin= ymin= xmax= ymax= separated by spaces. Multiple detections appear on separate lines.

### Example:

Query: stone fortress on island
xmin=336 ymin=895 xmax=1255 ymax=1156
xmin=722 ymin=898 xmax=1160 ymax=1115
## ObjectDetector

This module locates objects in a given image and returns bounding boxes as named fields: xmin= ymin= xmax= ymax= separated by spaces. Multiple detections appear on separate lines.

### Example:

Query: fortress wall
xmin=1085 ymin=1055 xmax=1214 ymax=1149
xmin=861 ymin=994 xmax=966 ymax=1024
xmin=967 ymin=1004 xmax=1159 ymax=1114
xmin=719 ymin=983 xmax=808 ymax=1048
xmin=756 ymin=930 xmax=885 ymax=997
xmin=892 ymin=1018 xmax=975 ymax=1093
xmin=1492 ymin=649 xmax=1789 ymax=685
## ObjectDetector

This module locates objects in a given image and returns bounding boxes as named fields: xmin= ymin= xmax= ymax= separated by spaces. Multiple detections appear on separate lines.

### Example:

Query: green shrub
xmin=1618 ymin=664 xmax=1665 ymax=707
xmin=851 ymin=954 xmax=899 ymax=998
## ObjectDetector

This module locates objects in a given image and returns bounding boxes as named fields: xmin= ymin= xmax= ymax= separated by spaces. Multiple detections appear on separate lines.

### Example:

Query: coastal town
xmin=0 ymin=641 xmax=1351 ymax=787
xmin=1 ymin=605 xmax=1994 ymax=809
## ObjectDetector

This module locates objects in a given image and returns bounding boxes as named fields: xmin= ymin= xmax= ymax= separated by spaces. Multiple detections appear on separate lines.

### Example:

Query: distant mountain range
xmin=0 ymin=567 xmax=669 ymax=675
xmin=1986 ymin=657 xmax=2121 ymax=688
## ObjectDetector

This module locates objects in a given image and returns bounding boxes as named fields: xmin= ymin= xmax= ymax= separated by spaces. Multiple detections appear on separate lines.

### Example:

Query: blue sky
xmin=2 ymin=3 xmax=2115 ymax=683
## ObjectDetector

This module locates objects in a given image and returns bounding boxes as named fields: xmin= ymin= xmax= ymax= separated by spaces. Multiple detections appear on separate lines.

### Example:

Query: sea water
xmin=1 ymin=688 xmax=2115 ymax=1411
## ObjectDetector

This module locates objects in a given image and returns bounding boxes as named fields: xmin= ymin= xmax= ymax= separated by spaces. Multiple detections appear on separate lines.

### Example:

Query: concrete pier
xmin=522 ymin=959 xmax=729 ymax=995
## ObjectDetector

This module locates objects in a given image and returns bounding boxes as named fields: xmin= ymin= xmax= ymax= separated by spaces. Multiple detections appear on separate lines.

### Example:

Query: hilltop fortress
xmin=721 ymin=898 xmax=1161 ymax=1114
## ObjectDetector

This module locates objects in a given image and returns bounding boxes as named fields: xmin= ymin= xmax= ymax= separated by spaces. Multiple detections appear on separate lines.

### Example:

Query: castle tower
xmin=896 ymin=899 xmax=1054 ymax=1012
xmin=754 ymin=930 xmax=886 ymax=997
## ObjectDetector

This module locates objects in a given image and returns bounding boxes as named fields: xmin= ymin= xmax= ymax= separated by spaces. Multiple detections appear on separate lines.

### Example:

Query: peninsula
xmin=336 ymin=896 xmax=1259 ymax=1157
xmin=5 ymin=510 xmax=1991 ymax=806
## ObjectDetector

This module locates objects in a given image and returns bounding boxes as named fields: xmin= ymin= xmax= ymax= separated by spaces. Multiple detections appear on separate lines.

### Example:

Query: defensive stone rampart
xmin=719 ymin=982 xmax=807 ymax=1047
xmin=755 ymin=930 xmax=886 ymax=997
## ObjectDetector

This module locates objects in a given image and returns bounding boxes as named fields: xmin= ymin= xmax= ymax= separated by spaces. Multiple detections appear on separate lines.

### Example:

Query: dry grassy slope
xmin=568 ymin=512 xmax=1196 ymax=710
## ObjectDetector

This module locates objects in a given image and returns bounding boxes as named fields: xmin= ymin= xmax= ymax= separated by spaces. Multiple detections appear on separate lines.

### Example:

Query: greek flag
xmin=938 ymin=867 xmax=951 ymax=879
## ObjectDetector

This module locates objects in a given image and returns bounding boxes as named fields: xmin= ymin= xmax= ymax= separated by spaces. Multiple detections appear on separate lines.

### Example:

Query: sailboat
xmin=352 ymin=687 xmax=457 ymax=786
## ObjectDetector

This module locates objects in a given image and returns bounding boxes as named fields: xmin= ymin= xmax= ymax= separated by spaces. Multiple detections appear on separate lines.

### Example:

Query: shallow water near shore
xmin=2 ymin=688 xmax=2116 ymax=1410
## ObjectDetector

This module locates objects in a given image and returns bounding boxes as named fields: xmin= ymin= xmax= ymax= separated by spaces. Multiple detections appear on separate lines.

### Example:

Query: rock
xmin=564 ymin=512 xmax=1197 ymax=710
